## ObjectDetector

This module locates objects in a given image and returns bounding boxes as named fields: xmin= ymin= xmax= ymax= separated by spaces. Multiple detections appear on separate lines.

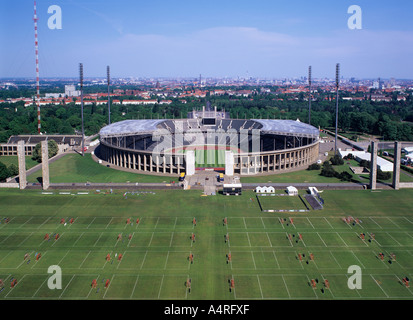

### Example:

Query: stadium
xmin=97 ymin=107 xmax=320 ymax=176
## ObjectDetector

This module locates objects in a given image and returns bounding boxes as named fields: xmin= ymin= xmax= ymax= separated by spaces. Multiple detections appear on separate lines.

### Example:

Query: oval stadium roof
xmin=99 ymin=119 xmax=164 ymax=137
xmin=252 ymin=119 xmax=319 ymax=137
xmin=99 ymin=119 xmax=319 ymax=138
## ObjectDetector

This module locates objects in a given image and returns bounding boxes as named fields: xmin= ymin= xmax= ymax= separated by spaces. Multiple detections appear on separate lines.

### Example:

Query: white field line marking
xmin=139 ymin=251 xmax=148 ymax=270
xmin=317 ymin=232 xmax=328 ymax=247
xmin=157 ymin=274 xmax=165 ymax=299
xmin=256 ymin=275 xmax=264 ymax=298
xmin=266 ymin=233 xmax=273 ymax=247
xmin=105 ymin=217 xmax=114 ymax=229
xmin=130 ymin=275 xmax=140 ymax=299
xmin=281 ymin=275 xmax=291 ymax=299
xmin=18 ymin=217 xmax=33 ymax=229
xmin=37 ymin=216 xmax=52 ymax=229
xmin=306 ymin=217 xmax=315 ymax=229
xmin=370 ymin=274 xmax=389 ymax=298
xmin=59 ymin=274 xmax=76 ymax=299
xmin=386 ymin=232 xmax=403 ymax=246
xmin=246 ymin=232 xmax=252 ymax=247
xmin=79 ymin=251 xmax=91 ymax=269
xmin=164 ymin=251 xmax=170 ymax=270
xmin=86 ymin=217 xmax=96 ymax=229
xmin=251 ymin=251 xmax=257 ymax=270
xmin=93 ymin=232 xmax=103 ymax=247
xmin=272 ymin=251 xmax=280 ymax=269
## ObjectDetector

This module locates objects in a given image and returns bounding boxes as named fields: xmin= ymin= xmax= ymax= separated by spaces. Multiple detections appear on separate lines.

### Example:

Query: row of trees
xmin=1 ymin=88 xmax=413 ymax=143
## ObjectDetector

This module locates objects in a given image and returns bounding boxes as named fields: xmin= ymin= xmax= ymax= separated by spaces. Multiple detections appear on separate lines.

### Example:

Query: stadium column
xmin=225 ymin=151 xmax=234 ymax=176
xmin=186 ymin=151 xmax=195 ymax=176
xmin=369 ymin=141 xmax=377 ymax=190
xmin=138 ymin=154 xmax=141 ymax=171
xmin=17 ymin=140 xmax=27 ymax=190
xmin=175 ymin=156 xmax=181 ymax=175
xmin=155 ymin=155 xmax=160 ymax=173
xmin=392 ymin=141 xmax=401 ymax=190
xmin=41 ymin=140 xmax=50 ymax=190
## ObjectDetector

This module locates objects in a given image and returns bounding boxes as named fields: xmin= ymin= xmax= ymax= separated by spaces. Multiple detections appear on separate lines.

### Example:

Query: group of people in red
xmin=343 ymin=216 xmax=361 ymax=225
xmin=126 ymin=217 xmax=140 ymax=225
xmin=60 ymin=218 xmax=75 ymax=225
xmin=310 ymin=278 xmax=330 ymax=290
xmin=91 ymin=278 xmax=110 ymax=291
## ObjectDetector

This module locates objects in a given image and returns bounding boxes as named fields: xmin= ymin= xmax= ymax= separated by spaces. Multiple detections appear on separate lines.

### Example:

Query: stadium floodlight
xmin=308 ymin=66 xmax=312 ymax=125
xmin=107 ymin=66 xmax=111 ymax=125
xmin=80 ymin=63 xmax=85 ymax=157
xmin=335 ymin=63 xmax=340 ymax=155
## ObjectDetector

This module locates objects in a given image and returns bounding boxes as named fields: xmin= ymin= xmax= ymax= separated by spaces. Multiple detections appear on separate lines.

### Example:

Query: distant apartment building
xmin=65 ymin=85 xmax=81 ymax=97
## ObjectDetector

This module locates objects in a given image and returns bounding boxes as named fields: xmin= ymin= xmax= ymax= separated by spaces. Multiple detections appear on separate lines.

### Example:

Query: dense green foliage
xmin=31 ymin=139 xmax=59 ymax=163
xmin=1 ymin=86 xmax=412 ymax=143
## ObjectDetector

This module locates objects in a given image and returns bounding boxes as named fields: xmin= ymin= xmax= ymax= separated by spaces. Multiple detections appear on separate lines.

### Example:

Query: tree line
xmin=0 ymin=88 xmax=412 ymax=143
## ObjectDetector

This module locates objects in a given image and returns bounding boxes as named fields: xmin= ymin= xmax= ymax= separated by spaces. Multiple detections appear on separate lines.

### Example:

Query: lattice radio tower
xmin=33 ymin=1 xmax=41 ymax=134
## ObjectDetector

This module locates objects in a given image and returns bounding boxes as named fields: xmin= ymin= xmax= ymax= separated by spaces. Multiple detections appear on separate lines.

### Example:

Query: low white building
xmin=339 ymin=150 xmax=393 ymax=172
xmin=286 ymin=186 xmax=298 ymax=196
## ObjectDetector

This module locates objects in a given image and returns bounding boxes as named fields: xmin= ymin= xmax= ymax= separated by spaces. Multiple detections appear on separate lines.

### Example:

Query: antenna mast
xmin=33 ymin=1 xmax=41 ymax=134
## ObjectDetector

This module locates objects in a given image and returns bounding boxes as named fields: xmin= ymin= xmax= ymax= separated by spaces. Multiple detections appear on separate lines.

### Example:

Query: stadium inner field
xmin=169 ymin=145 xmax=240 ymax=168
xmin=1 ymin=188 xmax=413 ymax=300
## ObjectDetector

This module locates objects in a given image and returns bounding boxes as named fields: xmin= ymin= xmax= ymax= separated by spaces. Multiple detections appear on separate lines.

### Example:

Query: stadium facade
xmin=98 ymin=108 xmax=319 ymax=176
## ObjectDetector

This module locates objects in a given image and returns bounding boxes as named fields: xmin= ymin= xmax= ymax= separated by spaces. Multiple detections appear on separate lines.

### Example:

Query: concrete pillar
xmin=225 ymin=151 xmax=234 ymax=176
xmin=392 ymin=141 xmax=401 ymax=190
xmin=156 ymin=155 xmax=160 ymax=173
xmin=17 ymin=140 xmax=27 ymax=190
xmin=176 ymin=155 xmax=180 ymax=175
xmin=186 ymin=150 xmax=195 ymax=176
xmin=41 ymin=140 xmax=50 ymax=190
xmin=369 ymin=141 xmax=377 ymax=190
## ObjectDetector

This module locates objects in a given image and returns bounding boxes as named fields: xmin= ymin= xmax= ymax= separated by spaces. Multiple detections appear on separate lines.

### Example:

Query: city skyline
xmin=1 ymin=1 xmax=413 ymax=79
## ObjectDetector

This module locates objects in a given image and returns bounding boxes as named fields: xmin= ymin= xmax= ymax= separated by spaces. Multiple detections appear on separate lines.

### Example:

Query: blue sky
xmin=1 ymin=0 xmax=413 ymax=79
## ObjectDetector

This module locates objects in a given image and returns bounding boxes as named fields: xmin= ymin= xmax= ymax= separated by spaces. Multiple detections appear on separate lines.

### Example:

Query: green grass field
xmin=0 ymin=156 xmax=39 ymax=171
xmin=1 ymin=188 xmax=413 ymax=300
xmin=173 ymin=145 xmax=239 ymax=168
xmin=26 ymin=154 xmax=175 ymax=184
